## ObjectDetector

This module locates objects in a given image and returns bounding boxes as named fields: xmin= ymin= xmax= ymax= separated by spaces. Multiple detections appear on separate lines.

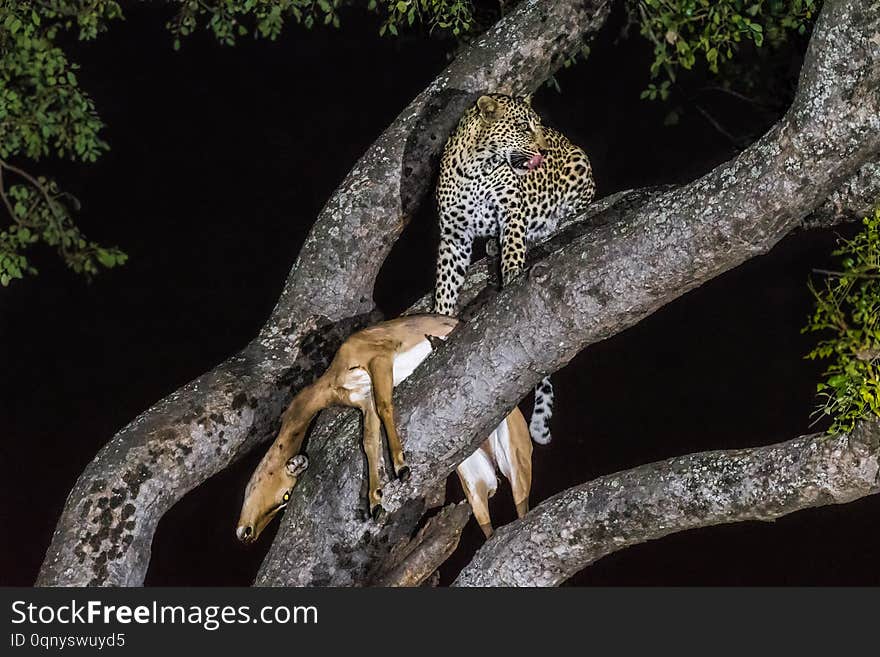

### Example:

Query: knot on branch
xmin=850 ymin=419 xmax=880 ymax=454
xmin=530 ymin=261 xmax=552 ymax=283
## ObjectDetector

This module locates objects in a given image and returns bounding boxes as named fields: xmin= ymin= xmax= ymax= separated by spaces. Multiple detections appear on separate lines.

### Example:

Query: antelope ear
xmin=477 ymin=95 xmax=500 ymax=122
xmin=286 ymin=454 xmax=309 ymax=477
xmin=521 ymin=93 xmax=533 ymax=106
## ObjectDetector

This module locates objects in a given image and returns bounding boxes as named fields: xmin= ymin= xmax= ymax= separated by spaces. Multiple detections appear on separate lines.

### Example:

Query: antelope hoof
xmin=397 ymin=465 xmax=411 ymax=482
xmin=371 ymin=504 xmax=385 ymax=522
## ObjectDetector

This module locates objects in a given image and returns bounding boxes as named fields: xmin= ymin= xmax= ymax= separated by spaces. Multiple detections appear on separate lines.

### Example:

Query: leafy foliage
xmin=0 ymin=0 xmax=124 ymax=285
xmin=804 ymin=209 xmax=880 ymax=435
xmin=166 ymin=0 xmax=479 ymax=47
xmin=374 ymin=0 xmax=474 ymax=37
xmin=167 ymin=0 xmax=343 ymax=49
xmin=0 ymin=167 xmax=127 ymax=286
xmin=634 ymin=0 xmax=818 ymax=85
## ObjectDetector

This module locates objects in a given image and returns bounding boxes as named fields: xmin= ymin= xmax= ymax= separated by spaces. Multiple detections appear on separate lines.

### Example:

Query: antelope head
xmin=236 ymin=451 xmax=309 ymax=544
xmin=237 ymin=382 xmax=328 ymax=543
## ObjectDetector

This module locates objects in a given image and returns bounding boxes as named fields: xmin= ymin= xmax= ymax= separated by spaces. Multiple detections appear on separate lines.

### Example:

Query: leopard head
xmin=473 ymin=94 xmax=547 ymax=174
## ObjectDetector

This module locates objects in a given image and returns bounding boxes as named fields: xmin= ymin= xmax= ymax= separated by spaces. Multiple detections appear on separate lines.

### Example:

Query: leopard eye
xmin=519 ymin=122 xmax=530 ymax=132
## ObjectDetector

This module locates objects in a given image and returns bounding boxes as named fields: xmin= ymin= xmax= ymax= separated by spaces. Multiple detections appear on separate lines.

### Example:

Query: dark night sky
xmin=1 ymin=3 xmax=877 ymax=586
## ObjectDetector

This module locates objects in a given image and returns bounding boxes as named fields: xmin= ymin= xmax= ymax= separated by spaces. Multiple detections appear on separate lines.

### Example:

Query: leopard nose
xmin=535 ymin=132 xmax=547 ymax=151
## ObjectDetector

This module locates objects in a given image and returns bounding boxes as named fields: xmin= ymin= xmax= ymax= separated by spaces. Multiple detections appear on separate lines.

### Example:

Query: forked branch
xmin=257 ymin=0 xmax=880 ymax=586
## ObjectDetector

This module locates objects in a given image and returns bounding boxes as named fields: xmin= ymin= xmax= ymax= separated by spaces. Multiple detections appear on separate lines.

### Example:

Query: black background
xmin=1 ymin=3 xmax=877 ymax=586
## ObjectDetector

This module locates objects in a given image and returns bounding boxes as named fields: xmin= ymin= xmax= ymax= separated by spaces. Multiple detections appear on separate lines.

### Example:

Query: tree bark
xmin=36 ymin=0 xmax=613 ymax=586
xmin=256 ymin=0 xmax=880 ymax=586
xmin=805 ymin=158 xmax=880 ymax=229
xmin=454 ymin=421 xmax=880 ymax=586
xmin=375 ymin=502 xmax=472 ymax=587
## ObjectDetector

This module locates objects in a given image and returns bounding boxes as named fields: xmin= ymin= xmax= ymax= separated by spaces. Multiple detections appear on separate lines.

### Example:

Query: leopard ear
xmin=521 ymin=93 xmax=533 ymax=107
xmin=477 ymin=95 xmax=500 ymax=122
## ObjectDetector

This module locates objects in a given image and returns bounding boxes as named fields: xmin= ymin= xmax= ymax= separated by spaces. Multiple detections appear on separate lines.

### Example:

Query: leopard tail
xmin=529 ymin=376 xmax=554 ymax=444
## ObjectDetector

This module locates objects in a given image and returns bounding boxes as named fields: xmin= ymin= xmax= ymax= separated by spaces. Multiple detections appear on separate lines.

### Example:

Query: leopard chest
xmin=446 ymin=184 xmax=512 ymax=239
xmin=439 ymin=169 xmax=568 ymax=240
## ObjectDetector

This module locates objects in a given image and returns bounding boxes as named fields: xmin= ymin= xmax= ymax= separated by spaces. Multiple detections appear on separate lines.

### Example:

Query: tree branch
xmin=375 ymin=502 xmax=472 ymax=587
xmin=804 ymin=158 xmax=880 ymax=229
xmin=454 ymin=422 xmax=880 ymax=586
xmin=256 ymin=0 xmax=880 ymax=586
xmin=36 ymin=0 xmax=614 ymax=586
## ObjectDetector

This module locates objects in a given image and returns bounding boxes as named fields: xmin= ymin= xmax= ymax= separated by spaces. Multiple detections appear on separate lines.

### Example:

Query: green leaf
xmin=96 ymin=250 xmax=117 ymax=268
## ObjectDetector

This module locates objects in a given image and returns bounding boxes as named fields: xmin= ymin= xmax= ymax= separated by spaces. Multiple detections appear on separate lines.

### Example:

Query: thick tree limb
xmin=256 ymin=0 xmax=880 ymax=586
xmin=36 ymin=0 xmax=613 ymax=586
xmin=454 ymin=422 xmax=880 ymax=586
xmin=805 ymin=158 xmax=880 ymax=229
xmin=375 ymin=502 xmax=472 ymax=587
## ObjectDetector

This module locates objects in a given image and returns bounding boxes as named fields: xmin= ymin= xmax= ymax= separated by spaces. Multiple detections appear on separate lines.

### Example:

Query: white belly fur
xmin=392 ymin=339 xmax=434 ymax=386
xmin=342 ymin=338 xmax=438 ymax=404
xmin=456 ymin=443 xmax=499 ymax=498
xmin=342 ymin=368 xmax=372 ymax=403
xmin=488 ymin=416 xmax=516 ymax=489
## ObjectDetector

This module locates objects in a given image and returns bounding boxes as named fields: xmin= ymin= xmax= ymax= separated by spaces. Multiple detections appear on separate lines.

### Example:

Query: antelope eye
xmin=283 ymin=492 xmax=290 ymax=503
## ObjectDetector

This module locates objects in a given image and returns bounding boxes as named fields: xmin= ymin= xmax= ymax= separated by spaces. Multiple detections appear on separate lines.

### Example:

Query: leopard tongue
xmin=526 ymin=153 xmax=544 ymax=170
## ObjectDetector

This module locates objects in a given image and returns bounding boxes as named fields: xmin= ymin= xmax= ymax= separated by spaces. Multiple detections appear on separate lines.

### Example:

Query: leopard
xmin=433 ymin=93 xmax=596 ymax=444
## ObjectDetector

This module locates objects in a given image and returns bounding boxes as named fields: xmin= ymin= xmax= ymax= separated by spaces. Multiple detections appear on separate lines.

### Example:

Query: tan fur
xmin=236 ymin=313 xmax=534 ymax=543
xmin=456 ymin=407 xmax=532 ymax=538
